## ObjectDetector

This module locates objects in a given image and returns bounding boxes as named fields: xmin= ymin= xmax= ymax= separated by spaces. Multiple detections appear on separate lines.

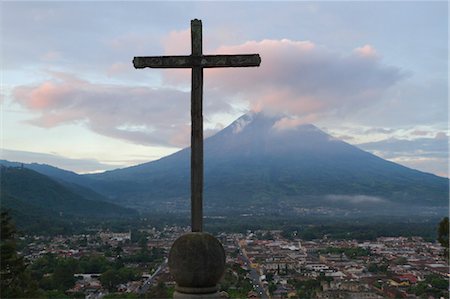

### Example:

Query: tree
xmin=145 ymin=282 xmax=170 ymax=298
xmin=268 ymin=282 xmax=277 ymax=295
xmin=100 ymin=268 xmax=140 ymax=292
xmin=393 ymin=256 xmax=408 ymax=265
xmin=100 ymin=269 xmax=122 ymax=291
xmin=0 ymin=211 xmax=40 ymax=298
xmin=437 ymin=217 xmax=448 ymax=258
xmin=79 ymin=255 xmax=111 ymax=273
xmin=52 ymin=258 xmax=79 ymax=291
xmin=45 ymin=290 xmax=70 ymax=299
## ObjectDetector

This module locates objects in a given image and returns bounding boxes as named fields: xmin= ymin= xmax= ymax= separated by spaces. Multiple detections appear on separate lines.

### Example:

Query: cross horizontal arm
xmin=201 ymin=54 xmax=261 ymax=68
xmin=133 ymin=56 xmax=192 ymax=69
xmin=133 ymin=54 xmax=261 ymax=69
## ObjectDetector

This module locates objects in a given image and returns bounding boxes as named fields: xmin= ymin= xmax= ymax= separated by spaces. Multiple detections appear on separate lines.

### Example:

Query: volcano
xmin=85 ymin=112 xmax=448 ymax=214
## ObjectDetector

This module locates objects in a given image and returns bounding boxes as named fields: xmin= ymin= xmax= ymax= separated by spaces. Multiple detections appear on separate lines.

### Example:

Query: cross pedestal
xmin=133 ymin=19 xmax=260 ymax=296
xmin=169 ymin=232 xmax=225 ymax=297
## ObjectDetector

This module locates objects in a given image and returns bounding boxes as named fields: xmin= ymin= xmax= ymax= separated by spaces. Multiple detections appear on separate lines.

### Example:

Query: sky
xmin=1 ymin=1 xmax=448 ymax=177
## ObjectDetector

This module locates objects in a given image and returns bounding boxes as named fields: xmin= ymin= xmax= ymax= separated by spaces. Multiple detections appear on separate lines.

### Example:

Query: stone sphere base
xmin=169 ymin=232 xmax=225 ymax=294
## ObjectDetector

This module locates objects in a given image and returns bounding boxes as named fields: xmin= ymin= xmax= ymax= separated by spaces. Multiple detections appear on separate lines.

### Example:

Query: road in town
xmin=237 ymin=241 xmax=269 ymax=299
xmin=139 ymin=258 xmax=168 ymax=294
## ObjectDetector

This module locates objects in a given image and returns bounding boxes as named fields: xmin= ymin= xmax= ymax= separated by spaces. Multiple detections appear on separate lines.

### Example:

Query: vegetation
xmin=289 ymin=278 xmax=322 ymax=298
xmin=318 ymin=246 xmax=370 ymax=258
xmin=367 ymin=262 xmax=389 ymax=274
xmin=219 ymin=264 xmax=253 ymax=298
xmin=0 ymin=211 xmax=41 ymax=298
xmin=206 ymin=214 xmax=443 ymax=241
xmin=409 ymin=274 xmax=449 ymax=299
xmin=1 ymin=165 xmax=444 ymax=243
xmin=143 ymin=282 xmax=174 ymax=298
xmin=0 ymin=209 xmax=171 ymax=298
xmin=100 ymin=268 xmax=141 ymax=291
xmin=0 ymin=166 xmax=136 ymax=234
xmin=438 ymin=216 xmax=449 ymax=258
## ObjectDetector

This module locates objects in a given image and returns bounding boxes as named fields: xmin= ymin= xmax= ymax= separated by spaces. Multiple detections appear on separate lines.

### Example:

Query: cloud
xmin=363 ymin=127 xmax=394 ymax=135
xmin=162 ymin=29 xmax=191 ymax=55
xmin=411 ymin=129 xmax=431 ymax=136
xmin=353 ymin=44 xmax=378 ymax=58
xmin=358 ymin=135 xmax=449 ymax=177
xmin=326 ymin=194 xmax=386 ymax=204
xmin=1 ymin=148 xmax=120 ymax=174
xmin=162 ymin=38 xmax=404 ymax=121
xmin=334 ymin=134 xmax=355 ymax=142
xmin=272 ymin=115 xmax=319 ymax=130
xmin=435 ymin=132 xmax=448 ymax=140
xmin=12 ymin=71 xmax=197 ymax=147
xmin=12 ymin=37 xmax=405 ymax=148
xmin=41 ymin=50 xmax=62 ymax=61
xmin=394 ymin=157 xmax=448 ymax=178
xmin=359 ymin=135 xmax=448 ymax=157
xmin=107 ymin=62 xmax=130 ymax=76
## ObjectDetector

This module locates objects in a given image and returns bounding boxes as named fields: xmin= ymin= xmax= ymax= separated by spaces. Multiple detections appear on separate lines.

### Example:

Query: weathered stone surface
xmin=133 ymin=54 xmax=261 ymax=69
xmin=169 ymin=232 xmax=225 ymax=292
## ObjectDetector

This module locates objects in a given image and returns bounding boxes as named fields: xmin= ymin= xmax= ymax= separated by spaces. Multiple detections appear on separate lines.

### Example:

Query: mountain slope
xmin=0 ymin=160 xmax=112 ymax=204
xmin=0 ymin=166 xmax=137 ymax=220
xmin=86 ymin=113 xmax=449 ymax=212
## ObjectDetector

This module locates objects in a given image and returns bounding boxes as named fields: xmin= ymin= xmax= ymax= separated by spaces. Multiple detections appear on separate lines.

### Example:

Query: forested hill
xmin=0 ymin=166 xmax=137 ymax=231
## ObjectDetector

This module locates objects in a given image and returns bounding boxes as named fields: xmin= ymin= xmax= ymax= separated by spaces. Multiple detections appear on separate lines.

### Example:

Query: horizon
xmin=2 ymin=2 xmax=448 ymax=177
xmin=1 ymin=111 xmax=449 ymax=180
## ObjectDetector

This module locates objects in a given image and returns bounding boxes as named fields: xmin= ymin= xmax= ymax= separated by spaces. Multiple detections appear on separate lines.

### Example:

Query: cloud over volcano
xmin=12 ymin=38 xmax=404 ymax=147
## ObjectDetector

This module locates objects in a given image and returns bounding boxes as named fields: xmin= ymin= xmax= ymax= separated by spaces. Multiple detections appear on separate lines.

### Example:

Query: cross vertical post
xmin=191 ymin=19 xmax=203 ymax=232
xmin=133 ymin=19 xmax=260 ymax=235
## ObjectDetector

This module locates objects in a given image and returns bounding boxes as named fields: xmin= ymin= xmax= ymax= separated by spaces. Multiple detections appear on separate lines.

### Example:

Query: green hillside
xmin=0 ymin=166 xmax=137 ymax=231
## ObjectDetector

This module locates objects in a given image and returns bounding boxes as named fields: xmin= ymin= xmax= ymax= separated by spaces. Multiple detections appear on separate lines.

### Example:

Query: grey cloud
xmin=325 ymin=194 xmax=386 ymax=204
xmin=3 ymin=2 xmax=419 ymax=131
xmin=10 ymin=35 xmax=406 ymax=149
xmin=166 ymin=40 xmax=405 ymax=120
xmin=1 ymin=2 xmax=192 ymax=81
xmin=358 ymin=136 xmax=448 ymax=157
xmin=12 ymin=72 xmax=219 ymax=147
xmin=1 ymin=148 xmax=120 ymax=173
xmin=358 ymin=136 xmax=449 ymax=177
xmin=350 ymin=78 xmax=448 ymax=127
xmin=363 ymin=127 xmax=395 ymax=134
xmin=399 ymin=157 xmax=448 ymax=178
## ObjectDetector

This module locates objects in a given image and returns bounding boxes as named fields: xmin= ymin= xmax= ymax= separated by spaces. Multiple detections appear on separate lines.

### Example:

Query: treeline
xmin=4 ymin=206 xmax=445 ymax=242
xmin=204 ymin=215 xmax=443 ymax=241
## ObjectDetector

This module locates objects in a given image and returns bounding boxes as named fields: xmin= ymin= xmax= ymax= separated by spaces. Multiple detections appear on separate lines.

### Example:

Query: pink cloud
xmin=273 ymin=115 xmax=319 ymax=130
xmin=160 ymin=38 xmax=401 ymax=119
xmin=12 ymin=72 xmax=196 ymax=147
xmin=411 ymin=129 xmax=430 ymax=136
xmin=162 ymin=29 xmax=191 ymax=55
xmin=12 ymin=37 xmax=404 ymax=148
xmin=14 ymin=81 xmax=70 ymax=109
xmin=107 ymin=62 xmax=130 ymax=76
xmin=41 ymin=50 xmax=62 ymax=61
xmin=153 ymin=34 xmax=403 ymax=124
xmin=435 ymin=132 xmax=448 ymax=140
xmin=354 ymin=44 xmax=378 ymax=58
xmin=157 ymin=37 xmax=401 ymax=121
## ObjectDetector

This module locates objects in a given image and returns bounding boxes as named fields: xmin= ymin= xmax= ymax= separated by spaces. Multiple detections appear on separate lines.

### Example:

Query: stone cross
xmin=133 ymin=19 xmax=261 ymax=232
